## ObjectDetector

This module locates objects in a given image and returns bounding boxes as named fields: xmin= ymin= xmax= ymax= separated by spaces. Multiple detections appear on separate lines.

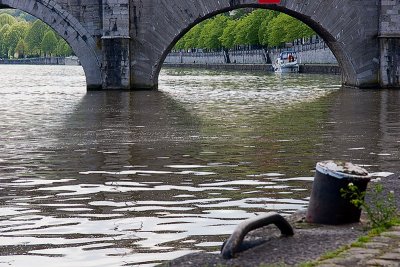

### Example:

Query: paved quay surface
xmin=163 ymin=173 xmax=400 ymax=267
xmin=316 ymin=226 xmax=400 ymax=267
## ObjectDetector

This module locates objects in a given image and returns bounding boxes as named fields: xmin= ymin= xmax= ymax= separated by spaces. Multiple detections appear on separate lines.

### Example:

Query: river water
xmin=0 ymin=65 xmax=399 ymax=266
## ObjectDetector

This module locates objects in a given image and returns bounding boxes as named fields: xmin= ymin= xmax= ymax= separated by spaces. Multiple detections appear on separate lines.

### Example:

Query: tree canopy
xmin=174 ymin=9 xmax=315 ymax=51
xmin=24 ymin=20 xmax=51 ymax=56
xmin=0 ymin=13 xmax=16 ymax=28
xmin=41 ymin=30 xmax=58 ymax=56
xmin=0 ymin=10 xmax=74 ymax=59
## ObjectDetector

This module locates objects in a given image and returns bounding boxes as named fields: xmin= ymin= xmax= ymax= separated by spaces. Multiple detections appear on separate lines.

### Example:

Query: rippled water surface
xmin=1 ymin=65 xmax=400 ymax=266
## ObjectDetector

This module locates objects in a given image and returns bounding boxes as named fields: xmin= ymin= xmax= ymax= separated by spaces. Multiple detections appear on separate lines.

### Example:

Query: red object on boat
xmin=258 ymin=0 xmax=280 ymax=3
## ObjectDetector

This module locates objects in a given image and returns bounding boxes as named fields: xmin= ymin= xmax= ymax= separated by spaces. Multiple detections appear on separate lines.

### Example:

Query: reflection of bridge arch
xmin=138 ymin=1 xmax=378 ymax=90
xmin=0 ymin=0 xmax=102 ymax=90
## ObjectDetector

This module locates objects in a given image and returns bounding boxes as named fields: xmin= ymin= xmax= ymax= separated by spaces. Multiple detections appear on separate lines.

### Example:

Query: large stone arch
xmin=0 ymin=0 xmax=102 ymax=90
xmin=130 ymin=0 xmax=379 ymax=89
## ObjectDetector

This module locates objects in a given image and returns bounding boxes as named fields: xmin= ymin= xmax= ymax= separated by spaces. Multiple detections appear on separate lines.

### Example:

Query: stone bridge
xmin=0 ymin=0 xmax=399 ymax=90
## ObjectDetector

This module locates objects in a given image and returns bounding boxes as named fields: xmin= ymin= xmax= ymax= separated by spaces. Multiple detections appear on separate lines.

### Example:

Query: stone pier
xmin=0 ymin=0 xmax=399 ymax=90
xmin=379 ymin=0 xmax=400 ymax=88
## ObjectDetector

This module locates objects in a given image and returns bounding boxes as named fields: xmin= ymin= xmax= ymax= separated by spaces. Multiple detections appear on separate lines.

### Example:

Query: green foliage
xmin=258 ymin=11 xmax=278 ymax=46
xmin=3 ymin=22 xmax=29 ymax=57
xmin=319 ymin=245 xmax=350 ymax=261
xmin=0 ymin=13 xmax=16 ymax=28
xmin=14 ymin=39 xmax=27 ymax=58
xmin=0 ymin=24 xmax=11 ymax=57
xmin=41 ymin=30 xmax=58 ymax=56
xmin=0 ymin=9 xmax=35 ymax=22
xmin=233 ymin=10 xmax=271 ymax=45
xmin=174 ymin=9 xmax=315 ymax=50
xmin=56 ymin=38 xmax=73 ymax=56
xmin=24 ymin=19 xmax=50 ymax=56
xmin=198 ymin=15 xmax=229 ymax=49
xmin=341 ymin=182 xmax=398 ymax=229
xmin=266 ymin=14 xmax=287 ymax=46
xmin=0 ymin=11 xmax=74 ymax=59
xmin=266 ymin=13 xmax=314 ymax=46
xmin=233 ymin=16 xmax=249 ymax=45
xmin=282 ymin=15 xmax=314 ymax=42
xmin=220 ymin=20 xmax=238 ymax=48
xmin=236 ymin=9 xmax=268 ymax=46
xmin=181 ymin=23 xmax=204 ymax=49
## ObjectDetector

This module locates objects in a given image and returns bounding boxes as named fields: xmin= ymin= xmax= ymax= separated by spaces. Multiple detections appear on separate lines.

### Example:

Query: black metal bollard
xmin=306 ymin=161 xmax=371 ymax=225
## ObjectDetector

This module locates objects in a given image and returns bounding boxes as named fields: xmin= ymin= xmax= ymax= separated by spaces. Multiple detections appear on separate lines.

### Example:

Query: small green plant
xmin=340 ymin=182 xmax=398 ymax=229
xmin=350 ymin=235 xmax=372 ymax=247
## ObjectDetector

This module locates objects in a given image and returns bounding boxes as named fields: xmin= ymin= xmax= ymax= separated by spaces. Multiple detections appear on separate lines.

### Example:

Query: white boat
xmin=273 ymin=51 xmax=299 ymax=73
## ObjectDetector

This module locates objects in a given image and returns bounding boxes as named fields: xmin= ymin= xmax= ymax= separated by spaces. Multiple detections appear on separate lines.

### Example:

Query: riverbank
xmin=163 ymin=172 xmax=400 ymax=266
xmin=0 ymin=56 xmax=80 ymax=65
xmin=163 ymin=63 xmax=341 ymax=75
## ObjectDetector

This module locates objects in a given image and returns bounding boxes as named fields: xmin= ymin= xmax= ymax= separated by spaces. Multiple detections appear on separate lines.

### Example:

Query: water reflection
xmin=0 ymin=66 xmax=399 ymax=266
xmin=326 ymin=88 xmax=400 ymax=170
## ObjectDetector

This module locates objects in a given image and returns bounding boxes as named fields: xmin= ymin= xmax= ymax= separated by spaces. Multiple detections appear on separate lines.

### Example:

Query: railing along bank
xmin=165 ymin=39 xmax=338 ymax=65
xmin=0 ymin=57 xmax=80 ymax=66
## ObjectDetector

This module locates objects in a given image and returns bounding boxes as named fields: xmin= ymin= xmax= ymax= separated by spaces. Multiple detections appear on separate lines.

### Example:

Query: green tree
xmin=0 ymin=10 xmax=36 ymax=22
xmin=258 ymin=10 xmax=278 ymax=46
xmin=267 ymin=14 xmax=290 ymax=46
xmin=63 ymin=42 xmax=73 ymax=56
xmin=233 ymin=10 xmax=267 ymax=46
xmin=15 ymin=39 xmax=27 ymax=58
xmin=3 ymin=21 xmax=28 ymax=57
xmin=0 ymin=13 xmax=16 ymax=28
xmin=234 ymin=18 xmax=248 ymax=45
xmin=284 ymin=16 xmax=314 ymax=41
xmin=175 ymin=9 xmax=315 ymax=50
xmin=174 ymin=37 xmax=185 ymax=50
xmin=24 ymin=19 xmax=50 ymax=56
xmin=0 ymin=24 xmax=10 ymax=57
xmin=267 ymin=13 xmax=315 ymax=46
xmin=56 ymin=38 xmax=73 ymax=56
xmin=220 ymin=20 xmax=238 ymax=48
xmin=41 ymin=30 xmax=58 ymax=56
xmin=198 ymin=15 xmax=229 ymax=49
xmin=0 ymin=11 xmax=71 ymax=58
xmin=182 ymin=23 xmax=204 ymax=49
xmin=245 ymin=9 xmax=268 ymax=45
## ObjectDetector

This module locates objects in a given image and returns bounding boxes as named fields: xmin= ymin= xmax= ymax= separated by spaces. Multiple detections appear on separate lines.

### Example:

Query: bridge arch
xmin=133 ymin=0 xmax=378 ymax=89
xmin=0 ymin=0 xmax=102 ymax=90
xmin=157 ymin=5 xmax=355 ymax=86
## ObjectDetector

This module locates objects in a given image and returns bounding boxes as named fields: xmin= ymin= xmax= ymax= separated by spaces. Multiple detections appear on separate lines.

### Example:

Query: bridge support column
xmin=102 ymin=37 xmax=131 ymax=90
xmin=101 ymin=0 xmax=131 ymax=90
xmin=379 ymin=0 xmax=400 ymax=88
xmin=379 ymin=37 xmax=400 ymax=88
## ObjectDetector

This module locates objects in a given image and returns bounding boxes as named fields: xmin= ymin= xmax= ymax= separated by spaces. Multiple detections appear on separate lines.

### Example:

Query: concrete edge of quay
xmin=162 ymin=173 xmax=400 ymax=267
xmin=162 ymin=63 xmax=341 ymax=75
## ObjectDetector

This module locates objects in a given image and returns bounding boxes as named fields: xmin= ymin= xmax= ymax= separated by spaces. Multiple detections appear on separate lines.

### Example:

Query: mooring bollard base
xmin=220 ymin=212 xmax=294 ymax=259
xmin=306 ymin=161 xmax=371 ymax=225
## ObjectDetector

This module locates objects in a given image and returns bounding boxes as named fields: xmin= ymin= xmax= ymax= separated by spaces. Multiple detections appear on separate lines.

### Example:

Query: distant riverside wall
xmin=164 ymin=40 xmax=338 ymax=74
xmin=165 ymin=49 xmax=270 ymax=65
xmin=0 ymin=57 xmax=80 ymax=66
xmin=164 ymin=63 xmax=341 ymax=75
xmin=269 ymin=41 xmax=338 ymax=65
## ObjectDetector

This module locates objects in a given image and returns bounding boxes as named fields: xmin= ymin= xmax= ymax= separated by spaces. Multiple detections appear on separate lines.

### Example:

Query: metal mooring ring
xmin=221 ymin=212 xmax=294 ymax=259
